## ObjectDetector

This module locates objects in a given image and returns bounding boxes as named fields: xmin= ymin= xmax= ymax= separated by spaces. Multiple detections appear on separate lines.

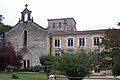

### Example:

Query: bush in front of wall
xmin=31 ymin=65 xmax=43 ymax=72
xmin=12 ymin=73 xmax=19 ymax=79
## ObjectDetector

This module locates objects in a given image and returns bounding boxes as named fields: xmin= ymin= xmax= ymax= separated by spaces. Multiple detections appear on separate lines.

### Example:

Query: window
xmin=23 ymin=60 xmax=30 ymax=68
xmin=79 ymin=38 xmax=85 ymax=47
xmin=53 ymin=23 xmax=55 ymax=28
xmin=27 ymin=60 xmax=30 ymax=68
xmin=54 ymin=39 xmax=60 ymax=47
xmin=24 ymin=30 xmax=27 ymax=47
xmin=23 ymin=60 xmax=26 ymax=68
xmin=68 ymin=38 xmax=73 ymax=47
xmin=59 ymin=22 xmax=61 ymax=28
xmin=55 ymin=52 xmax=60 ymax=57
xmin=55 ymin=50 xmax=61 ymax=57
xmin=93 ymin=37 xmax=99 ymax=46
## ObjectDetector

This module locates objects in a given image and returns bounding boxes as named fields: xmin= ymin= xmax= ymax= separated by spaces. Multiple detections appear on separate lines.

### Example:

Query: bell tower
xmin=20 ymin=4 xmax=33 ymax=22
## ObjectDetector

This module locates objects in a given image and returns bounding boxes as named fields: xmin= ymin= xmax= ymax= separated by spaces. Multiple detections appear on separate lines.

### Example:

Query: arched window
xmin=24 ymin=30 xmax=27 ymax=47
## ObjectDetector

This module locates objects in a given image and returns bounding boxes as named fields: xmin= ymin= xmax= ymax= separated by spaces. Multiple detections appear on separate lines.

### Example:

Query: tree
xmin=0 ymin=15 xmax=13 ymax=32
xmin=99 ymin=29 xmax=120 ymax=76
xmin=0 ymin=42 xmax=22 ymax=71
xmin=101 ymin=29 xmax=120 ymax=49
xmin=0 ymin=23 xmax=13 ymax=32
xmin=40 ymin=49 xmax=96 ymax=80
xmin=40 ymin=55 xmax=58 ymax=76
xmin=58 ymin=49 xmax=95 ymax=80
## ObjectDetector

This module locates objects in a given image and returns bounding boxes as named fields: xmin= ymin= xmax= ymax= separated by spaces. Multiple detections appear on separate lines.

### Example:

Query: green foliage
xmin=98 ymin=51 xmax=112 ymax=70
xmin=58 ymin=49 xmax=94 ymax=80
xmin=18 ymin=68 xmax=32 ymax=72
xmin=98 ymin=49 xmax=120 ymax=76
xmin=99 ymin=29 xmax=120 ymax=76
xmin=40 ymin=55 xmax=58 ymax=75
xmin=100 ymin=29 xmax=120 ymax=49
xmin=40 ymin=49 xmax=96 ymax=80
xmin=113 ymin=64 xmax=120 ymax=76
xmin=0 ymin=23 xmax=13 ymax=32
xmin=31 ymin=65 xmax=43 ymax=72
xmin=12 ymin=73 xmax=19 ymax=79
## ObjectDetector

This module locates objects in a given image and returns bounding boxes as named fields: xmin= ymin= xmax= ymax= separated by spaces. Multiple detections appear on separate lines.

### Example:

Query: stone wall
xmin=6 ymin=21 xmax=50 ymax=66
xmin=52 ymin=33 xmax=104 ymax=55
xmin=48 ymin=18 xmax=76 ymax=32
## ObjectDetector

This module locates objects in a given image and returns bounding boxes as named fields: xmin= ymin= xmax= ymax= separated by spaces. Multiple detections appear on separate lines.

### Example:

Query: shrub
xmin=31 ymin=65 xmax=43 ymax=72
xmin=40 ymin=55 xmax=58 ymax=75
xmin=18 ymin=68 xmax=32 ymax=72
xmin=0 ymin=42 xmax=22 ymax=71
xmin=58 ymin=49 xmax=94 ymax=80
xmin=12 ymin=73 xmax=19 ymax=79
xmin=40 ymin=49 xmax=95 ymax=80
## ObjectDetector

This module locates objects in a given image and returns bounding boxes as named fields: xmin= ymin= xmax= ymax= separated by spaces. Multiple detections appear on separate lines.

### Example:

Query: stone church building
xmin=5 ymin=5 xmax=104 ymax=68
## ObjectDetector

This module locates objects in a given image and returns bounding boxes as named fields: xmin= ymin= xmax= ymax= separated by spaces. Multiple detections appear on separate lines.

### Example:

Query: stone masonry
xmin=5 ymin=4 xmax=105 ymax=69
xmin=5 ymin=5 xmax=50 ymax=68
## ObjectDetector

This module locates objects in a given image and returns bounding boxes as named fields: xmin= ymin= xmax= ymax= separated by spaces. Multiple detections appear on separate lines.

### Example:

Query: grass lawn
xmin=0 ymin=73 xmax=68 ymax=80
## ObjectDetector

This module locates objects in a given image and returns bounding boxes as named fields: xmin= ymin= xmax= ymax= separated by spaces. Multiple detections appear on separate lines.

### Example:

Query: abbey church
xmin=5 ymin=5 xmax=104 ymax=68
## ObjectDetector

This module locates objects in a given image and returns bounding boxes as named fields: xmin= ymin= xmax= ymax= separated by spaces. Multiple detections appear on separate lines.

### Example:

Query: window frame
xmin=55 ymin=50 xmax=61 ymax=57
xmin=24 ymin=30 xmax=27 ymax=47
xmin=92 ymin=35 xmax=102 ymax=47
xmin=93 ymin=37 xmax=100 ymax=46
xmin=67 ymin=37 xmax=74 ymax=48
xmin=54 ymin=38 xmax=61 ymax=48
xmin=22 ymin=29 xmax=28 ymax=47
xmin=78 ymin=37 xmax=86 ymax=47
xmin=59 ymin=22 xmax=61 ymax=28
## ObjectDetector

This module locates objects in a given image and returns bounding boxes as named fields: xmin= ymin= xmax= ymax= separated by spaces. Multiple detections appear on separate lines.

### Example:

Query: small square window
xmin=55 ymin=50 xmax=61 ymax=57
xmin=55 ymin=53 xmax=60 ymax=57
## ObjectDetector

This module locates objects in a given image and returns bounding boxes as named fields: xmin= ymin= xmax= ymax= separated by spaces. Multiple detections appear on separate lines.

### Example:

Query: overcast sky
xmin=0 ymin=0 xmax=120 ymax=30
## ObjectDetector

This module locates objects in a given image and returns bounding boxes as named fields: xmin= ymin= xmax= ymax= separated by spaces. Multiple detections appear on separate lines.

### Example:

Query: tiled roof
xmin=50 ymin=29 xmax=105 ymax=36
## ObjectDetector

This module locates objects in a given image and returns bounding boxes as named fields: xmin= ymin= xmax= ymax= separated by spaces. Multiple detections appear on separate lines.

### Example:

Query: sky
xmin=0 ymin=0 xmax=120 ymax=31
